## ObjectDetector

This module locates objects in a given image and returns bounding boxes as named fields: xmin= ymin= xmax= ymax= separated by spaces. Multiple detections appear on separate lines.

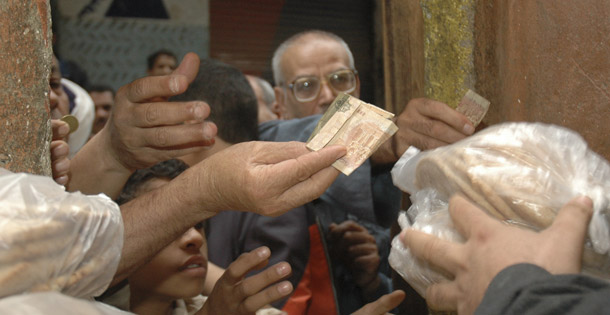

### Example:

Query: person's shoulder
xmin=258 ymin=115 xmax=322 ymax=142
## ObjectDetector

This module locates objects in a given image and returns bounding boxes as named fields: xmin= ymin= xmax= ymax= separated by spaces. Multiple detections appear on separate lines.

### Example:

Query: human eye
xmin=295 ymin=77 xmax=317 ymax=92
xmin=49 ymin=80 xmax=62 ymax=91
xmin=194 ymin=221 xmax=205 ymax=231
xmin=330 ymin=70 xmax=355 ymax=91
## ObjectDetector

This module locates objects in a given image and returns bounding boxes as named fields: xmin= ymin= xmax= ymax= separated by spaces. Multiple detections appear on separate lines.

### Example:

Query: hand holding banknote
xmin=306 ymin=93 xmax=398 ymax=175
xmin=373 ymin=91 xmax=489 ymax=164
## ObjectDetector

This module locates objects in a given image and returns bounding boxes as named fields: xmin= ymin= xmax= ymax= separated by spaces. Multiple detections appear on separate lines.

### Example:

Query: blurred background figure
xmin=52 ymin=54 xmax=94 ymax=157
xmin=146 ymin=49 xmax=177 ymax=76
xmin=245 ymin=74 xmax=281 ymax=123
xmin=88 ymin=85 xmax=115 ymax=137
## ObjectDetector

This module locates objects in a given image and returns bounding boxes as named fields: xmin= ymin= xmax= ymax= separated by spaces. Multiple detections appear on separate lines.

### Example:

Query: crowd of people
xmin=3 ymin=15 xmax=608 ymax=315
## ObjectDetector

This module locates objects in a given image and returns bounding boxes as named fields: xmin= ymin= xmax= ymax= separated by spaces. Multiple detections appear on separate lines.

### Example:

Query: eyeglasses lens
xmin=292 ymin=70 xmax=356 ymax=102
xmin=294 ymin=77 xmax=320 ymax=102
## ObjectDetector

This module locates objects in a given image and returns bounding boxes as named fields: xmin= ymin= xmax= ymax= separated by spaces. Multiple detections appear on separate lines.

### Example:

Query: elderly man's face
xmin=276 ymin=38 xmax=360 ymax=119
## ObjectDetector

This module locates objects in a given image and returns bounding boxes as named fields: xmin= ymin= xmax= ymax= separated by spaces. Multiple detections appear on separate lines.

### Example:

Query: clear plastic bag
xmin=389 ymin=122 xmax=610 ymax=297
xmin=0 ymin=292 xmax=131 ymax=315
xmin=0 ymin=169 xmax=123 ymax=299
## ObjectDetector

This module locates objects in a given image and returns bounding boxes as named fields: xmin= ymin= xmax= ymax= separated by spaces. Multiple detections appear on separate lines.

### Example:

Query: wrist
xmin=359 ymin=274 xmax=381 ymax=299
xmin=67 ymin=129 xmax=131 ymax=198
xmin=371 ymin=136 xmax=397 ymax=165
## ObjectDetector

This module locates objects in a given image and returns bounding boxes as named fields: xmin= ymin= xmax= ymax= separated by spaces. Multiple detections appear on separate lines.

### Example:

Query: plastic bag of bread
xmin=0 ymin=291 xmax=130 ymax=315
xmin=0 ymin=169 xmax=123 ymax=299
xmin=389 ymin=122 xmax=610 ymax=296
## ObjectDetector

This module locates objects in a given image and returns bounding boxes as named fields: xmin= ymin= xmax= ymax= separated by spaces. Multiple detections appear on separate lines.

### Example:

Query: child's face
xmin=129 ymin=179 xmax=208 ymax=300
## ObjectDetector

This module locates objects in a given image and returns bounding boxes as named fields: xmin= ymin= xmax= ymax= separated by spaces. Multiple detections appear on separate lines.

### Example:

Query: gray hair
xmin=271 ymin=30 xmax=355 ymax=86
xmin=251 ymin=76 xmax=275 ymax=107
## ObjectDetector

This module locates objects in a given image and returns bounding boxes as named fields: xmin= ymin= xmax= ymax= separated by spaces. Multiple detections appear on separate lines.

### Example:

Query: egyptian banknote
xmin=307 ymin=93 xmax=398 ymax=175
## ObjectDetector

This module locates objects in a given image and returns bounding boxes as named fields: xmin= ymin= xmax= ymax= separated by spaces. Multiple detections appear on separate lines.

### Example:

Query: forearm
xmin=112 ymin=168 xmax=218 ymax=285
xmin=67 ymin=130 xmax=131 ymax=199
xmin=361 ymin=273 xmax=392 ymax=303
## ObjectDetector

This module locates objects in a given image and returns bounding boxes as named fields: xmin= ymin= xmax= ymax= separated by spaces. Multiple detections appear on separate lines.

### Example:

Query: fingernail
xmin=399 ymin=229 xmax=409 ymax=241
xmin=203 ymin=123 xmax=215 ymax=140
xmin=52 ymin=143 xmax=68 ymax=156
xmin=257 ymin=247 xmax=270 ymax=258
xmin=192 ymin=104 xmax=205 ymax=120
xmin=575 ymin=196 xmax=593 ymax=208
xmin=277 ymin=282 xmax=292 ymax=294
xmin=55 ymin=159 xmax=70 ymax=173
xmin=58 ymin=123 xmax=70 ymax=137
xmin=276 ymin=263 xmax=290 ymax=276
xmin=55 ymin=175 xmax=69 ymax=186
xmin=169 ymin=77 xmax=180 ymax=94
xmin=463 ymin=123 xmax=475 ymax=135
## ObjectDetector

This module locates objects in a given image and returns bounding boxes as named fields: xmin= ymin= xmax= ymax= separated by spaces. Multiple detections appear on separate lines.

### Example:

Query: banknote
xmin=456 ymin=89 xmax=490 ymax=127
xmin=307 ymin=93 xmax=398 ymax=176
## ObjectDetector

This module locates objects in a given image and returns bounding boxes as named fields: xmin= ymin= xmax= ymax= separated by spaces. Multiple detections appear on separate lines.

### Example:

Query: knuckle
xmin=154 ymin=128 xmax=169 ymax=146
xmin=426 ymin=285 xmax=442 ymax=305
xmin=422 ymin=239 xmax=440 ymax=262
xmin=242 ymin=298 xmax=258 ymax=313
xmin=145 ymin=104 xmax=160 ymax=124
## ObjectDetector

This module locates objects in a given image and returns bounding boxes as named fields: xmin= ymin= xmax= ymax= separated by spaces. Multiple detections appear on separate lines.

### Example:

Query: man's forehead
xmin=282 ymin=38 xmax=350 ymax=78
xmin=91 ymin=91 xmax=114 ymax=104
xmin=156 ymin=54 xmax=176 ymax=64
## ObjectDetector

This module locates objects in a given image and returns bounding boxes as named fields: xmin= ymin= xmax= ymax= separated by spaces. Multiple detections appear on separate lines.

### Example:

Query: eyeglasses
xmin=286 ymin=69 xmax=358 ymax=103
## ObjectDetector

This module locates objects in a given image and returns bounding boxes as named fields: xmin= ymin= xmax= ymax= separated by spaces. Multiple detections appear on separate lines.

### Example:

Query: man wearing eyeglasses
xmin=272 ymin=31 xmax=359 ymax=119
xmin=253 ymin=30 xmax=474 ymax=314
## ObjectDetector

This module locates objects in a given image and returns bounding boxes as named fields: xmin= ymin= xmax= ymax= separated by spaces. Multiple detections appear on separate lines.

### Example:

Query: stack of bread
xmin=390 ymin=122 xmax=610 ymax=295
xmin=0 ymin=169 xmax=123 ymax=299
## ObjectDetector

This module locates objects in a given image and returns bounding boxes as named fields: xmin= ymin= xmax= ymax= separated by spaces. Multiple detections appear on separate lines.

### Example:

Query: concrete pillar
xmin=0 ymin=0 xmax=52 ymax=176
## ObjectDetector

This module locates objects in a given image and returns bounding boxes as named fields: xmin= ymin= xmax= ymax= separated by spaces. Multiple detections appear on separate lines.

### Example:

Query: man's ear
xmin=270 ymin=101 xmax=282 ymax=120
xmin=274 ymin=86 xmax=288 ymax=119
xmin=354 ymin=72 xmax=362 ymax=98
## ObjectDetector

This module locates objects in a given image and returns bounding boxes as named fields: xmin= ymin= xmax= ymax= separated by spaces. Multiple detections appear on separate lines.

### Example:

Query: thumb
xmin=172 ymin=52 xmax=200 ymax=84
xmin=545 ymin=196 xmax=593 ymax=268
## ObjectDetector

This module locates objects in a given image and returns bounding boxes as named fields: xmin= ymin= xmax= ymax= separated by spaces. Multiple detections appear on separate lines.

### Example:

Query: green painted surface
xmin=421 ymin=0 xmax=475 ymax=108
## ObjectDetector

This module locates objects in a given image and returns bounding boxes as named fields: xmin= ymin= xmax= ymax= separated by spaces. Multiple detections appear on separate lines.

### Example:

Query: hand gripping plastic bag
xmin=0 ymin=169 xmax=123 ymax=299
xmin=389 ymin=122 xmax=610 ymax=297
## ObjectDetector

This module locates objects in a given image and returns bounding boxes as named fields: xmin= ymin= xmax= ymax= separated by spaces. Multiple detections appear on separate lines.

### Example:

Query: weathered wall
xmin=384 ymin=0 xmax=610 ymax=161
xmin=475 ymin=1 xmax=610 ymax=160
xmin=55 ymin=0 xmax=209 ymax=91
xmin=0 ymin=0 xmax=52 ymax=176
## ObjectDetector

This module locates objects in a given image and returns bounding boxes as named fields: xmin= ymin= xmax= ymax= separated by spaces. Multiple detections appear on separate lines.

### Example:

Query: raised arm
xmin=113 ymin=141 xmax=346 ymax=284
xmin=68 ymin=53 xmax=217 ymax=198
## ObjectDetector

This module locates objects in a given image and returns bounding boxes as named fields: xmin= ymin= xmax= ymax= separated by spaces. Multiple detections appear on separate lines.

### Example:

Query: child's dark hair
xmin=116 ymin=159 xmax=189 ymax=206
xmin=116 ymin=159 xmax=209 ymax=236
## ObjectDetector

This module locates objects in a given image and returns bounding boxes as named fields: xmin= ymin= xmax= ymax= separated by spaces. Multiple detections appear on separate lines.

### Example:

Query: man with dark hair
xmin=146 ymin=49 xmax=177 ymax=76
xmin=88 ymin=85 xmax=115 ymax=137
xmin=171 ymin=59 xmax=312 ymax=306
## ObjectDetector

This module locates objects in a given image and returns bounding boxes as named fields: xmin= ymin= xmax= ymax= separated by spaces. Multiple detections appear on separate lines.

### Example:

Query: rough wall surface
xmin=475 ymin=1 xmax=610 ymax=160
xmin=421 ymin=0 xmax=476 ymax=108
xmin=57 ymin=18 xmax=209 ymax=91
xmin=382 ymin=0 xmax=425 ymax=114
xmin=0 ymin=0 xmax=52 ymax=176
